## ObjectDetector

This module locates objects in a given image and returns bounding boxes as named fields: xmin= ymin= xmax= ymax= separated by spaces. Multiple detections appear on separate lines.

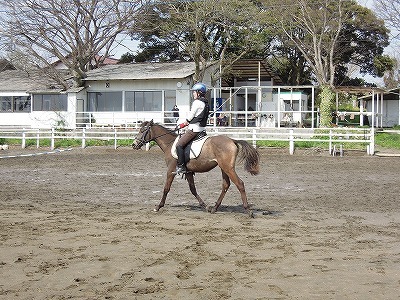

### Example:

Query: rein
xmin=137 ymin=124 xmax=180 ymax=145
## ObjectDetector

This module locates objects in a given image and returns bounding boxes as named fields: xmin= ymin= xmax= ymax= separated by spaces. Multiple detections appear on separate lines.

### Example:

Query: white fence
xmin=0 ymin=126 xmax=375 ymax=155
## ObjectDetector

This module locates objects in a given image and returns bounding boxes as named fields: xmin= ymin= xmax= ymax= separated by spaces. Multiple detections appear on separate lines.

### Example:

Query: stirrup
xmin=174 ymin=166 xmax=187 ymax=175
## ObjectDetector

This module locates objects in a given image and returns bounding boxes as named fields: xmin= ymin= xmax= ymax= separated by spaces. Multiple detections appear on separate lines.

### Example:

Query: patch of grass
xmin=256 ymin=140 xmax=288 ymax=148
xmin=0 ymin=138 xmax=134 ymax=148
xmin=375 ymin=132 xmax=400 ymax=149
xmin=55 ymin=139 xmax=82 ymax=148
xmin=295 ymin=140 xmax=330 ymax=149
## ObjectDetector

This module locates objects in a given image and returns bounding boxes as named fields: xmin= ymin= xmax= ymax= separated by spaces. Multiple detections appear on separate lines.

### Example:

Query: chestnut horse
xmin=132 ymin=120 xmax=260 ymax=216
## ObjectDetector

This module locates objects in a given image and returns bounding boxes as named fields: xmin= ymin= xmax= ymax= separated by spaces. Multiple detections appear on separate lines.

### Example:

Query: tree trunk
xmin=318 ymin=85 xmax=335 ymax=127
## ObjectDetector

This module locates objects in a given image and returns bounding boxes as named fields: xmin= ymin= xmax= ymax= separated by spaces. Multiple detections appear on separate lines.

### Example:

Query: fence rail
xmin=0 ymin=126 xmax=375 ymax=155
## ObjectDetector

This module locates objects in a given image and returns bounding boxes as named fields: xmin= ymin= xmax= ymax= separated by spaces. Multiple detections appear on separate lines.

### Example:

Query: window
xmin=0 ymin=96 xmax=12 ymax=112
xmin=0 ymin=96 xmax=31 ymax=113
xmin=124 ymin=91 xmax=163 ymax=111
xmin=125 ymin=91 xmax=135 ymax=112
xmin=88 ymin=90 xmax=173 ymax=112
xmin=14 ymin=96 xmax=31 ymax=112
xmin=88 ymin=92 xmax=122 ymax=111
xmin=33 ymin=94 xmax=68 ymax=111
xmin=164 ymin=90 xmax=176 ymax=112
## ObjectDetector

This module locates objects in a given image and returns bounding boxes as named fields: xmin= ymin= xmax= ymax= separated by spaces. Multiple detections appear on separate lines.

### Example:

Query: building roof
xmin=0 ymin=69 xmax=65 ymax=93
xmin=222 ymin=59 xmax=284 ymax=86
xmin=0 ymin=60 xmax=283 ymax=93
xmin=0 ymin=59 xmax=16 ymax=72
xmin=334 ymin=86 xmax=386 ymax=94
xmin=84 ymin=61 xmax=208 ymax=81
xmin=358 ymin=87 xmax=400 ymax=101
xmin=52 ymin=55 xmax=119 ymax=70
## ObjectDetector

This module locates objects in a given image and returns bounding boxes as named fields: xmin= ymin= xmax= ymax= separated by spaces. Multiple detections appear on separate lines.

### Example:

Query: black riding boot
xmin=175 ymin=145 xmax=187 ymax=174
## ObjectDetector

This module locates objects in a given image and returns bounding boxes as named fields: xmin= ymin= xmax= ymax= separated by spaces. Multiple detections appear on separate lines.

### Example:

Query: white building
xmin=0 ymin=60 xmax=321 ymax=129
xmin=362 ymin=88 xmax=400 ymax=128
xmin=0 ymin=62 xmax=217 ymax=129
xmin=0 ymin=69 xmax=76 ymax=128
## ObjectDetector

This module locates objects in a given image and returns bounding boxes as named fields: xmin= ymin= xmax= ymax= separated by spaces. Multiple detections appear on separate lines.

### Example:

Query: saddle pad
xmin=171 ymin=135 xmax=209 ymax=160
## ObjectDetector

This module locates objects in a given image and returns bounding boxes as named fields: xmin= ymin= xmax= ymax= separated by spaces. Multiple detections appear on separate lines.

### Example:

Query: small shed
xmin=365 ymin=88 xmax=400 ymax=127
xmin=356 ymin=87 xmax=399 ymax=128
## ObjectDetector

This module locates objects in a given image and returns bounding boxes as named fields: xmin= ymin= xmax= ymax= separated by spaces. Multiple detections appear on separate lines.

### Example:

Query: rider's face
xmin=192 ymin=91 xmax=199 ymax=99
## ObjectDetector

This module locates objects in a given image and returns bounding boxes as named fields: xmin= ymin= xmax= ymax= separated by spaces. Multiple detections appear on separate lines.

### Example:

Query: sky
xmin=110 ymin=33 xmax=140 ymax=58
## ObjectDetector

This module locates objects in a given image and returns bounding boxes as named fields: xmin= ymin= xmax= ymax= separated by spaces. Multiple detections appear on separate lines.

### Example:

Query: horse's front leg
xmin=155 ymin=170 xmax=175 ymax=212
xmin=185 ymin=172 xmax=207 ymax=211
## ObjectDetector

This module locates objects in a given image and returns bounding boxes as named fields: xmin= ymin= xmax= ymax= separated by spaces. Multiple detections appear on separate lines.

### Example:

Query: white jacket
xmin=187 ymin=99 xmax=207 ymax=132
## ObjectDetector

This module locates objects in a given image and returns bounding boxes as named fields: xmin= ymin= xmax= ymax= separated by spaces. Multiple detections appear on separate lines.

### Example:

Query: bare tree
xmin=0 ymin=0 xmax=146 ymax=88
xmin=374 ymin=0 xmax=400 ymax=39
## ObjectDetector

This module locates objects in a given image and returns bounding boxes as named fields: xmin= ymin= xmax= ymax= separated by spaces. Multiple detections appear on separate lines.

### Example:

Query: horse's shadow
xmin=171 ymin=203 xmax=282 ymax=217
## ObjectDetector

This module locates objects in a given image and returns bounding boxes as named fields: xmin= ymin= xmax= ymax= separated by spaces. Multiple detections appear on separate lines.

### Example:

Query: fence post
xmin=51 ymin=128 xmax=55 ymax=150
xmin=289 ymin=129 xmax=294 ymax=155
xmin=22 ymin=128 xmax=26 ymax=149
xmin=36 ymin=130 xmax=40 ymax=148
xmin=114 ymin=129 xmax=117 ymax=149
xmin=329 ymin=129 xmax=332 ymax=155
xmin=82 ymin=128 xmax=86 ymax=148
xmin=369 ymin=127 xmax=375 ymax=155
xmin=252 ymin=129 xmax=256 ymax=148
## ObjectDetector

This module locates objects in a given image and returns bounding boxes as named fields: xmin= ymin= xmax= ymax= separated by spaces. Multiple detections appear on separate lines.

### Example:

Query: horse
xmin=132 ymin=120 xmax=260 ymax=216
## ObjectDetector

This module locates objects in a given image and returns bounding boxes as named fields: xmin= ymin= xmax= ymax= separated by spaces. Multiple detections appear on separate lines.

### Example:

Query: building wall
xmin=84 ymin=78 xmax=193 ymax=125
xmin=366 ymin=99 xmax=400 ymax=127
xmin=382 ymin=100 xmax=399 ymax=127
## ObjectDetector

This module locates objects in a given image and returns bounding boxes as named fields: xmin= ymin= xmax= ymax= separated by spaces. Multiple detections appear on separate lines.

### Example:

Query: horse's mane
xmin=149 ymin=121 xmax=178 ymax=137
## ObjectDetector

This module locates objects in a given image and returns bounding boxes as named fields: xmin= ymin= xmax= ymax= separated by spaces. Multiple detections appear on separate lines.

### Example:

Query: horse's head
xmin=132 ymin=120 xmax=154 ymax=149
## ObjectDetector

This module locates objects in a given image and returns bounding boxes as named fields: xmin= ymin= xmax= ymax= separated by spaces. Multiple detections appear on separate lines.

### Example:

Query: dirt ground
xmin=0 ymin=145 xmax=399 ymax=299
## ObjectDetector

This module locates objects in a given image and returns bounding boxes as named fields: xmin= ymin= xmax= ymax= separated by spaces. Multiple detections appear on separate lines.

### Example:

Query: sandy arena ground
xmin=0 ymin=145 xmax=399 ymax=299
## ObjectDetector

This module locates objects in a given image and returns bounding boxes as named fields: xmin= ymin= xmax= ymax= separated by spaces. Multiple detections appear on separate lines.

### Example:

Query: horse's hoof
xmin=207 ymin=206 xmax=216 ymax=214
xmin=153 ymin=207 xmax=160 ymax=212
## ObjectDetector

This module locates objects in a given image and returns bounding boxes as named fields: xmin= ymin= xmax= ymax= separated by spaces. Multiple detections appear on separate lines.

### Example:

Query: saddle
xmin=171 ymin=131 xmax=209 ymax=162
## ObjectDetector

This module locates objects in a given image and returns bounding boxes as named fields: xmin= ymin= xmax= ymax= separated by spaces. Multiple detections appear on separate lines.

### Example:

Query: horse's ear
xmin=150 ymin=119 xmax=154 ymax=125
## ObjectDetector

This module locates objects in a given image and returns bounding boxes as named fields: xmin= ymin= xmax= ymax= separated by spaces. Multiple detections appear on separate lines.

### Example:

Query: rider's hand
xmin=178 ymin=122 xmax=187 ymax=129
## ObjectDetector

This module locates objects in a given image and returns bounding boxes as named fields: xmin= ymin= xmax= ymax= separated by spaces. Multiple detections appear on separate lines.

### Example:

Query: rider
xmin=175 ymin=82 xmax=210 ymax=175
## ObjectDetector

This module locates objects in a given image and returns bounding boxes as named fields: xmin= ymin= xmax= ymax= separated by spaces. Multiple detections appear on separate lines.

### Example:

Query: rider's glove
xmin=178 ymin=123 xmax=186 ymax=129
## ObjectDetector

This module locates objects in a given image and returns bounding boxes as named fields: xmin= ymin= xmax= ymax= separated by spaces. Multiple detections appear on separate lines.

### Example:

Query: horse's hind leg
xmin=186 ymin=173 xmax=207 ymax=210
xmin=224 ymin=168 xmax=253 ymax=217
xmin=209 ymin=171 xmax=230 ymax=213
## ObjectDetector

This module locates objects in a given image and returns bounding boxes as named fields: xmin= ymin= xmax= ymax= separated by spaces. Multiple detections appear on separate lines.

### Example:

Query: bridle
xmin=133 ymin=122 xmax=180 ymax=149
xmin=134 ymin=122 xmax=152 ymax=148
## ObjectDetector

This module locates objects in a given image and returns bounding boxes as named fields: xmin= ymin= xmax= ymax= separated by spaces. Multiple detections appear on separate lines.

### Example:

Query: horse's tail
xmin=234 ymin=140 xmax=260 ymax=175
